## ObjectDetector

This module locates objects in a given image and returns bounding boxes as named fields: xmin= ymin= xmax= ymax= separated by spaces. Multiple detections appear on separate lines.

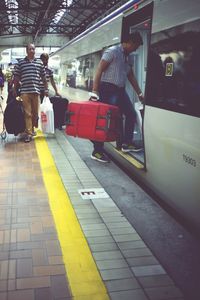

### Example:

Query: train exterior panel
xmin=61 ymin=16 xmax=122 ymax=62
xmin=52 ymin=0 xmax=200 ymax=231
xmin=144 ymin=107 xmax=200 ymax=227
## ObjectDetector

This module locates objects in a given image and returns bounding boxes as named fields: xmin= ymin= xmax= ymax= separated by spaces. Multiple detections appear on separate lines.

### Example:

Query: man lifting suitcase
xmin=91 ymin=31 xmax=144 ymax=162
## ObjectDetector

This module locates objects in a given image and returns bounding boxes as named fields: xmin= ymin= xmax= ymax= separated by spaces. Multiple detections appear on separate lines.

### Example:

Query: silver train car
xmin=52 ymin=0 xmax=200 ymax=232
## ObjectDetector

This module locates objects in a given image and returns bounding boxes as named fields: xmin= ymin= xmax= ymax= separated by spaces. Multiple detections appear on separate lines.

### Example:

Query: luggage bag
xmin=65 ymin=101 xmax=120 ymax=142
xmin=4 ymin=97 xmax=25 ymax=136
xmin=50 ymin=96 xmax=69 ymax=129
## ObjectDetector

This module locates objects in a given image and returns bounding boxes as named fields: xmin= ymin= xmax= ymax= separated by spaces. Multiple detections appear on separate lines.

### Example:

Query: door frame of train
xmin=121 ymin=2 xmax=154 ymax=167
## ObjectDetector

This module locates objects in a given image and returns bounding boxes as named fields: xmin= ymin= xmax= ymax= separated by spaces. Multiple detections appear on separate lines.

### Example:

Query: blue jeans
xmin=92 ymin=82 xmax=136 ymax=153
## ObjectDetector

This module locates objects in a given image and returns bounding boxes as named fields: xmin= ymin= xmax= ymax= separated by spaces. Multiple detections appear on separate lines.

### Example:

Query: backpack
xmin=4 ymin=97 xmax=25 ymax=136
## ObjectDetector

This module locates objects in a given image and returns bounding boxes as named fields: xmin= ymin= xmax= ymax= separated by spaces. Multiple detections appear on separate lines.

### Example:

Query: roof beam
xmin=33 ymin=0 xmax=55 ymax=42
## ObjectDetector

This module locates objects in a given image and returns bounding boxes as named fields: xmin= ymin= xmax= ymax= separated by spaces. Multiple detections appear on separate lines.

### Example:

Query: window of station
xmin=145 ymin=20 xmax=200 ymax=118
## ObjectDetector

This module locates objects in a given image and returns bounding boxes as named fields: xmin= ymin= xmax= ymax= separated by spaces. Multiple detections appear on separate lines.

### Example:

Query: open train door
xmin=121 ymin=2 xmax=153 ymax=166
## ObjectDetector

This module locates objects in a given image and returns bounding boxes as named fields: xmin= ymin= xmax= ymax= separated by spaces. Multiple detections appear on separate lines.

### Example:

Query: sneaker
xmin=121 ymin=143 xmax=142 ymax=153
xmin=91 ymin=152 xmax=110 ymax=163
xmin=24 ymin=135 xmax=32 ymax=143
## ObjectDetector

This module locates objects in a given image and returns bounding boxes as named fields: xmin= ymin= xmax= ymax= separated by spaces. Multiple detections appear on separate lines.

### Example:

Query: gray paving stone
xmin=102 ymin=216 xmax=127 ymax=223
xmin=87 ymin=236 xmax=115 ymax=244
xmin=127 ymin=256 xmax=159 ymax=267
xmin=145 ymin=285 xmax=183 ymax=300
xmin=74 ymin=206 xmax=97 ymax=212
xmin=93 ymin=250 xmax=124 ymax=261
xmin=84 ymin=229 xmax=111 ymax=237
xmin=105 ymin=278 xmax=140 ymax=292
xmin=109 ymin=289 xmax=148 ymax=300
xmin=90 ymin=243 xmax=119 ymax=252
xmin=76 ymin=213 xmax=100 ymax=220
xmin=73 ymin=205 xmax=95 ymax=211
xmin=118 ymin=240 xmax=146 ymax=250
xmin=95 ymin=207 xmax=121 ymax=213
xmin=80 ymin=223 xmax=107 ymax=231
xmin=100 ymin=212 xmax=124 ymax=217
xmin=78 ymin=218 xmax=104 ymax=225
xmin=113 ymin=233 xmax=141 ymax=243
xmin=74 ymin=208 xmax=99 ymax=214
xmin=132 ymin=265 xmax=166 ymax=277
xmin=138 ymin=274 xmax=174 ymax=288
xmin=109 ymin=227 xmax=136 ymax=235
xmin=96 ymin=259 xmax=129 ymax=270
xmin=100 ymin=268 xmax=133 ymax=280
xmin=106 ymin=222 xmax=132 ymax=229
xmin=92 ymin=198 xmax=116 ymax=208
xmin=122 ymin=248 xmax=152 ymax=258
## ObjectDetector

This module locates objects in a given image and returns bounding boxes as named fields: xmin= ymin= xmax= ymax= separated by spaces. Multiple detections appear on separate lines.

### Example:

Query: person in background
xmin=40 ymin=53 xmax=60 ymax=102
xmin=91 ymin=31 xmax=144 ymax=163
xmin=0 ymin=68 xmax=5 ymax=95
xmin=13 ymin=43 xmax=48 ymax=143
xmin=6 ymin=63 xmax=14 ymax=93
xmin=6 ymin=64 xmax=21 ymax=103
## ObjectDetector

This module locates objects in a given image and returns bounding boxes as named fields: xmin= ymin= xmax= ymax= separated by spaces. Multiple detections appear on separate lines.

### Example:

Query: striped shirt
xmin=101 ymin=44 xmax=132 ymax=87
xmin=14 ymin=57 xmax=46 ymax=94
xmin=40 ymin=66 xmax=53 ymax=92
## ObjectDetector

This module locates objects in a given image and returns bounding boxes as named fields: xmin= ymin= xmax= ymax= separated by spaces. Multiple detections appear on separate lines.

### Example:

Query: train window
xmin=145 ymin=19 xmax=200 ymax=118
xmin=66 ymin=53 xmax=100 ymax=91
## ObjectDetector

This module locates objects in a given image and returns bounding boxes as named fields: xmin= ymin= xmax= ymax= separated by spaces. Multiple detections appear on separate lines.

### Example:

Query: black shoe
xmin=121 ymin=143 xmax=142 ymax=153
xmin=24 ymin=135 xmax=32 ymax=143
xmin=31 ymin=131 xmax=37 ymax=136
xmin=91 ymin=152 xmax=110 ymax=163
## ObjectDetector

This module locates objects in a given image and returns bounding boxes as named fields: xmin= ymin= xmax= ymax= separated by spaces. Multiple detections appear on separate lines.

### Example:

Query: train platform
xmin=0 ymin=88 xmax=190 ymax=300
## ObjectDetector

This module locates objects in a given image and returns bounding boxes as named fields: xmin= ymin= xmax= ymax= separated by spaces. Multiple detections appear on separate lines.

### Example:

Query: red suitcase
xmin=65 ymin=101 xmax=120 ymax=142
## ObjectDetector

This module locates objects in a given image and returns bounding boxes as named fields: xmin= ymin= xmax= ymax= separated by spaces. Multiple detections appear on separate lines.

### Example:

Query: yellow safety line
xmin=112 ymin=146 xmax=144 ymax=169
xmin=35 ymin=132 xmax=109 ymax=300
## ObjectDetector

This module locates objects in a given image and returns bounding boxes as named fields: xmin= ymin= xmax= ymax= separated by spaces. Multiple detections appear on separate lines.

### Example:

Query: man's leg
xmin=119 ymin=90 xmax=142 ymax=152
xmin=31 ymin=94 xmax=39 ymax=134
xmin=91 ymin=141 xmax=110 ymax=163
xmin=92 ymin=141 xmax=104 ymax=153
xmin=21 ymin=93 xmax=32 ymax=142
xmin=122 ymin=93 xmax=136 ymax=144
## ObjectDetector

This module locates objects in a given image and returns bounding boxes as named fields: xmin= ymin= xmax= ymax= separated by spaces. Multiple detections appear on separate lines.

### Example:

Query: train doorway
xmin=120 ymin=2 xmax=153 ymax=165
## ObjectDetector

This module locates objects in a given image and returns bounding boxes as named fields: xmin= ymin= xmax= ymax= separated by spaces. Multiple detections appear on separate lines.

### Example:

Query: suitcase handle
xmin=96 ymin=111 xmax=111 ymax=131
xmin=65 ymin=111 xmax=74 ymax=125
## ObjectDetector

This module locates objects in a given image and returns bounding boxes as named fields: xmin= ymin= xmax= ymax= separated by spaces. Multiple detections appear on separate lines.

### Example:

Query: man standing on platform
xmin=40 ymin=53 xmax=61 ymax=103
xmin=91 ymin=31 xmax=144 ymax=163
xmin=13 ymin=43 xmax=48 ymax=143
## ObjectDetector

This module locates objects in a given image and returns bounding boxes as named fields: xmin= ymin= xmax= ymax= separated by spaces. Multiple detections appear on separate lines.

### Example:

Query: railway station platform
xmin=0 ymin=87 xmax=186 ymax=300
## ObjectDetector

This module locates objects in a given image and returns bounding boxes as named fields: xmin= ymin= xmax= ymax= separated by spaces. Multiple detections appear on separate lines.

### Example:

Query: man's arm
xmin=13 ymin=75 xmax=20 ymax=97
xmin=41 ymin=75 xmax=48 ymax=96
xmin=127 ymin=69 xmax=144 ymax=102
xmin=50 ymin=77 xmax=60 ymax=96
xmin=92 ymin=59 xmax=110 ymax=94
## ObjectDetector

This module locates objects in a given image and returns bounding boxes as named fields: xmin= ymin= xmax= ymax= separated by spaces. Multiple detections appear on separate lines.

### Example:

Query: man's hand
xmin=138 ymin=92 xmax=144 ymax=103
xmin=55 ymin=92 xmax=61 ymax=97
xmin=44 ymin=89 xmax=49 ymax=97
xmin=89 ymin=91 xmax=99 ymax=101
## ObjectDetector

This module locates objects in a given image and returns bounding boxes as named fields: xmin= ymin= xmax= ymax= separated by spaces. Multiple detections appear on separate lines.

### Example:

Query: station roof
xmin=0 ymin=0 xmax=129 ymax=42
